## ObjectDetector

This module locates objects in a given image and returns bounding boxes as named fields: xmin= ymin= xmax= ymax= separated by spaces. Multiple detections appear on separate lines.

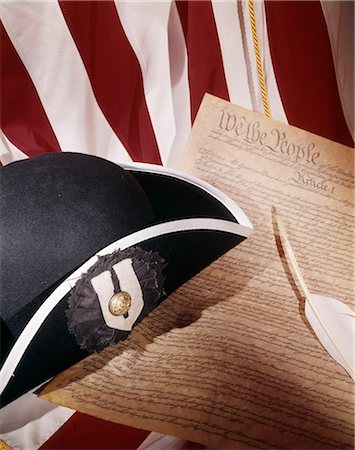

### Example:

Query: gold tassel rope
xmin=0 ymin=440 xmax=12 ymax=450
xmin=248 ymin=0 xmax=271 ymax=118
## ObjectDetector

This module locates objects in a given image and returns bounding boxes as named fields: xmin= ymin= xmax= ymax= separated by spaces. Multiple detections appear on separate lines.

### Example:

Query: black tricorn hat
xmin=0 ymin=153 xmax=253 ymax=407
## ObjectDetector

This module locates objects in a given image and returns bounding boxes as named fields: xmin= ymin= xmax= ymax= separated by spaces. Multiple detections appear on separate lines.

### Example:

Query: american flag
xmin=0 ymin=1 xmax=353 ymax=449
xmin=1 ymin=0 xmax=353 ymax=169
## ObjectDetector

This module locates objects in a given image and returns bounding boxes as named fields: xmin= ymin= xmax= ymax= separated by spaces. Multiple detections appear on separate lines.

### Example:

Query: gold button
xmin=108 ymin=292 xmax=132 ymax=316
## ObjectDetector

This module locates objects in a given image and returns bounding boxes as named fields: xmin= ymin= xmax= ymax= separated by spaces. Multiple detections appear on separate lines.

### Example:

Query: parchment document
xmin=40 ymin=95 xmax=354 ymax=449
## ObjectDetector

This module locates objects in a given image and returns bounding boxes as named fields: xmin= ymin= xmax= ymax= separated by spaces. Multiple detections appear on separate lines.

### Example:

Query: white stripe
xmin=0 ymin=217 xmax=252 ymax=397
xmin=212 ymin=1 xmax=253 ymax=110
xmin=1 ymin=2 xmax=132 ymax=164
xmin=0 ymin=131 xmax=28 ymax=166
xmin=321 ymin=1 xmax=354 ymax=140
xmin=137 ymin=432 xmax=186 ymax=450
xmin=115 ymin=1 xmax=191 ymax=166
xmin=165 ymin=1 xmax=192 ymax=168
xmin=0 ymin=388 xmax=74 ymax=450
xmin=239 ymin=0 xmax=262 ymax=112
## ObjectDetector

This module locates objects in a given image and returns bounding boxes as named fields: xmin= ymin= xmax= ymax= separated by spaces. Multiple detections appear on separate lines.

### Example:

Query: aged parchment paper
xmin=40 ymin=95 xmax=354 ymax=449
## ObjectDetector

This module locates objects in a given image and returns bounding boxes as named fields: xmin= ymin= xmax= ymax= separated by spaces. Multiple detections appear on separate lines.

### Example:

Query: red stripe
xmin=59 ymin=1 xmax=162 ymax=164
xmin=0 ymin=23 xmax=62 ymax=156
xmin=39 ymin=411 xmax=206 ymax=449
xmin=40 ymin=412 xmax=150 ymax=449
xmin=265 ymin=1 xmax=354 ymax=147
xmin=176 ymin=1 xmax=229 ymax=122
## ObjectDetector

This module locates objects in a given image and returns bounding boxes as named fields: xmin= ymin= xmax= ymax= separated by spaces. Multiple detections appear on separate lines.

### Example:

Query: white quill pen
xmin=272 ymin=207 xmax=355 ymax=381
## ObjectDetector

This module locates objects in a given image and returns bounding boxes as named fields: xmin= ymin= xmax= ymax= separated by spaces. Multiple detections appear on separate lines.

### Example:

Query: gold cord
xmin=0 ymin=440 xmax=12 ymax=450
xmin=248 ymin=0 xmax=271 ymax=118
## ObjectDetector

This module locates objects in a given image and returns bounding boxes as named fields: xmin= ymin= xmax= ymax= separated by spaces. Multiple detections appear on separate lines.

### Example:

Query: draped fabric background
xmin=0 ymin=1 xmax=353 ymax=449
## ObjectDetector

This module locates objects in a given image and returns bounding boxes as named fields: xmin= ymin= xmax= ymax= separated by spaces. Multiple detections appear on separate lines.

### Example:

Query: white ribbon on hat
xmin=91 ymin=258 xmax=144 ymax=331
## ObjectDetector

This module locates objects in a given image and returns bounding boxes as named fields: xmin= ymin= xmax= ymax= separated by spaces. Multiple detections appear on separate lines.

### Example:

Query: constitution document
xmin=41 ymin=94 xmax=354 ymax=449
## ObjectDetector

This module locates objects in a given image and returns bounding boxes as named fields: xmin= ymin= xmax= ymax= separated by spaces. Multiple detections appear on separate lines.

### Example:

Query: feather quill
xmin=272 ymin=207 xmax=355 ymax=381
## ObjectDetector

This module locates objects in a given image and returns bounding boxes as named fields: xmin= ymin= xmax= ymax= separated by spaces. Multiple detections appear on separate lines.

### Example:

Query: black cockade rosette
xmin=65 ymin=246 xmax=167 ymax=352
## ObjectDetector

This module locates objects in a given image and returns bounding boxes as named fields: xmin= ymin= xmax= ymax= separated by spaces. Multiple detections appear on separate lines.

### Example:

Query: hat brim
xmin=0 ymin=158 xmax=253 ymax=407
